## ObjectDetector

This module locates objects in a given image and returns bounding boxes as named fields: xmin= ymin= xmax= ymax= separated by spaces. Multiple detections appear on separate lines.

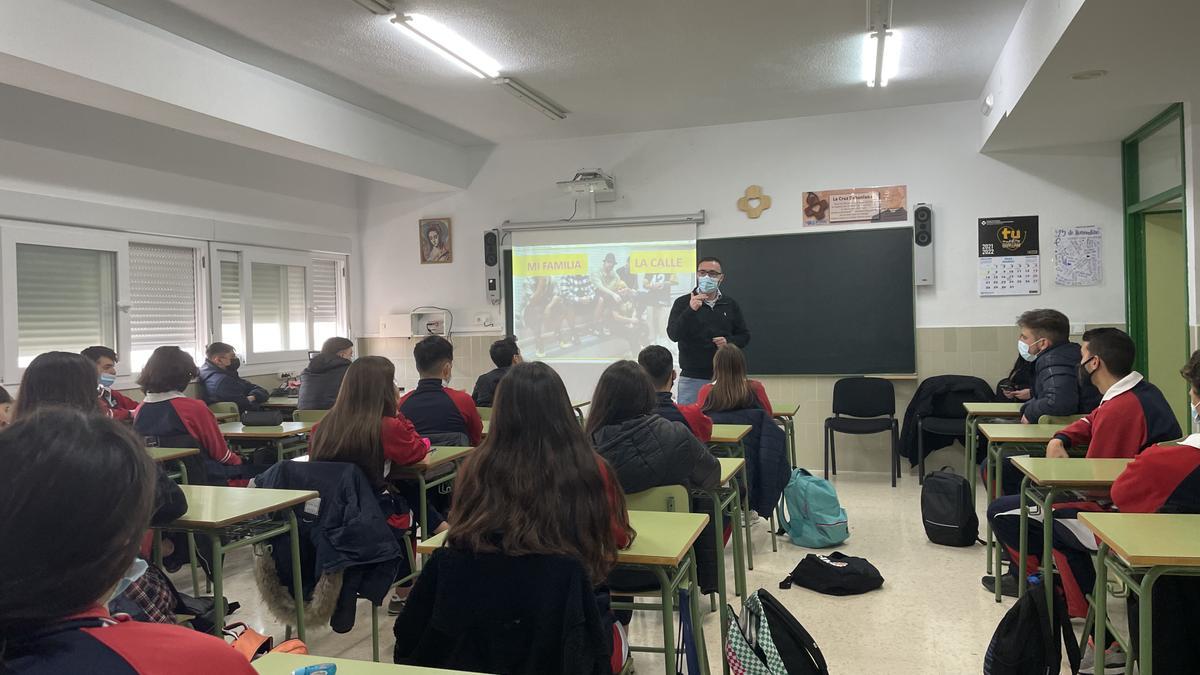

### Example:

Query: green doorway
xmin=1122 ymin=103 xmax=1192 ymax=431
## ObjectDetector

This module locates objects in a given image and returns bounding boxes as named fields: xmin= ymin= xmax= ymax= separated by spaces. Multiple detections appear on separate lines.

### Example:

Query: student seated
xmin=0 ymin=385 xmax=11 ymax=429
xmin=698 ymin=344 xmax=773 ymax=413
xmin=472 ymin=336 xmax=521 ymax=408
xmin=637 ymin=345 xmax=713 ymax=441
xmin=984 ymin=328 xmax=1181 ymax=607
xmin=297 ymin=337 xmax=354 ymax=411
xmin=399 ymin=336 xmax=483 ymax=446
xmin=1099 ymin=349 xmax=1200 ymax=672
xmin=309 ymin=355 xmax=433 ymax=615
xmin=1011 ymin=309 xmax=1100 ymax=422
xmin=197 ymin=342 xmax=269 ymax=412
xmin=134 ymin=346 xmax=248 ymax=485
xmin=82 ymin=346 xmax=139 ymax=422
xmin=587 ymin=360 xmax=723 ymax=596
xmin=11 ymin=352 xmax=104 ymax=415
xmin=0 ymin=407 xmax=254 ymax=674
xmin=394 ymin=362 xmax=634 ymax=674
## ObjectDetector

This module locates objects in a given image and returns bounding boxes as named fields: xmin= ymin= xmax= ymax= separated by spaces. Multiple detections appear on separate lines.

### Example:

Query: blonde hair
xmin=702 ymin=344 xmax=757 ymax=413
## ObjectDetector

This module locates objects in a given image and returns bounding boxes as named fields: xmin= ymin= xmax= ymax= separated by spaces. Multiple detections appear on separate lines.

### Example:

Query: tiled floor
xmin=174 ymin=444 xmax=1115 ymax=673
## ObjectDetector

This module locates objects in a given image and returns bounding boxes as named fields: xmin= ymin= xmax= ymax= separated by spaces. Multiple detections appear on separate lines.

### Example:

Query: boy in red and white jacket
xmin=984 ymin=328 xmax=1181 ymax=608
xmin=399 ymin=336 xmax=483 ymax=446
xmin=638 ymin=345 xmax=713 ymax=441
xmin=82 ymin=346 xmax=138 ymax=422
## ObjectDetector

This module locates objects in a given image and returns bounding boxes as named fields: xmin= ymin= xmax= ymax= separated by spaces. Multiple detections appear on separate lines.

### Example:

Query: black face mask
xmin=230 ymin=357 xmax=241 ymax=371
xmin=1077 ymin=357 xmax=1095 ymax=387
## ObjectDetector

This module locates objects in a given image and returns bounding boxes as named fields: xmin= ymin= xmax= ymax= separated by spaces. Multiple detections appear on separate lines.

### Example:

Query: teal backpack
xmin=778 ymin=468 xmax=849 ymax=548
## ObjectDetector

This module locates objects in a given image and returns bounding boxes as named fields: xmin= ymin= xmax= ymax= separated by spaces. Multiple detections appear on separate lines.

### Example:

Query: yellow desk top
xmin=220 ymin=421 xmax=313 ymax=438
xmin=418 ymin=510 xmax=709 ymax=567
xmin=978 ymin=423 xmax=1066 ymax=443
xmin=771 ymin=400 xmax=802 ymax=418
xmin=171 ymin=485 xmax=317 ymax=529
xmin=1080 ymin=512 xmax=1200 ymax=567
xmin=389 ymin=446 xmax=475 ymax=475
xmin=253 ymin=653 xmax=481 ymax=674
xmin=263 ymin=397 xmax=299 ymax=409
xmin=710 ymin=424 xmax=751 ymax=443
xmin=718 ymin=457 xmax=746 ymax=485
xmin=963 ymin=402 xmax=1025 ymax=417
xmin=1010 ymin=457 xmax=1131 ymax=488
xmin=146 ymin=447 xmax=199 ymax=463
xmin=477 ymin=407 xmax=491 ymax=423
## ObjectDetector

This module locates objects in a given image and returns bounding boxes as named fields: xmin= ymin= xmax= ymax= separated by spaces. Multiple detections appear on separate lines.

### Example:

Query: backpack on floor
xmin=983 ymin=577 xmax=1081 ymax=675
xmin=921 ymin=467 xmax=978 ymax=547
xmin=725 ymin=589 xmax=829 ymax=675
xmin=778 ymin=469 xmax=849 ymax=548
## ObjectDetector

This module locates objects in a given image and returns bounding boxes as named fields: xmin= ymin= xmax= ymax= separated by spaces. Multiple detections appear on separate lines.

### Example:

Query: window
xmin=250 ymin=262 xmax=307 ymax=353
xmin=128 ymin=243 xmax=200 ymax=370
xmin=15 ymin=244 xmax=117 ymax=367
xmin=218 ymin=257 xmax=244 ymax=355
xmin=311 ymin=258 xmax=342 ymax=347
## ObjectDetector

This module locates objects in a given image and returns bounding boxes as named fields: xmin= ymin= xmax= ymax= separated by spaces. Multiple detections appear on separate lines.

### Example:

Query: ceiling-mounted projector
xmin=557 ymin=169 xmax=616 ymax=201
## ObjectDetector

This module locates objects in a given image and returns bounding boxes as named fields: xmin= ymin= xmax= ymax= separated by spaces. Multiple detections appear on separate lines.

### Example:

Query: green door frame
xmin=1121 ymin=102 xmax=1189 ymax=376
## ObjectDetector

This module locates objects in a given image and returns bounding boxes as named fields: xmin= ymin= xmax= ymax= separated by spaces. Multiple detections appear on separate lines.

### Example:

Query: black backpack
xmin=726 ymin=589 xmax=829 ymax=675
xmin=921 ymin=467 xmax=978 ymax=546
xmin=984 ymin=579 xmax=1081 ymax=675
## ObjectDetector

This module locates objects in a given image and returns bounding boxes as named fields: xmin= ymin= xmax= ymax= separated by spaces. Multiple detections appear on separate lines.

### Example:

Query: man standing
xmin=667 ymin=256 xmax=751 ymax=404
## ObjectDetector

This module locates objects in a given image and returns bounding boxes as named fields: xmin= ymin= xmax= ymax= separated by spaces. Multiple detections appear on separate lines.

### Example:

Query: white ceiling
xmin=95 ymin=0 xmax=1025 ymax=146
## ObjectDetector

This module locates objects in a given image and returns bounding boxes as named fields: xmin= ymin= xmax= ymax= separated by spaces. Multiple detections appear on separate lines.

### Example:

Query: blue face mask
xmin=697 ymin=275 xmax=719 ymax=294
xmin=99 ymin=373 xmax=117 ymax=389
xmin=107 ymin=557 xmax=148 ymax=604
xmin=1191 ymin=400 xmax=1200 ymax=427
xmin=1016 ymin=339 xmax=1038 ymax=362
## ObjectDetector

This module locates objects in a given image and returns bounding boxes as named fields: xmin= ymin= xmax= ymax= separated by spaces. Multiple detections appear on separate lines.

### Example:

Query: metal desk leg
xmin=1017 ymin=476 xmax=1030 ymax=600
xmin=187 ymin=532 xmax=201 ymax=597
xmin=705 ymin=490 xmax=729 ymax=675
xmin=730 ymin=483 xmax=747 ymax=600
xmin=287 ymin=510 xmax=306 ymax=641
xmin=686 ymin=551 xmax=711 ymax=675
xmin=275 ymin=438 xmax=285 ymax=464
xmin=1093 ymin=544 xmax=1109 ymax=672
xmin=986 ymin=442 xmax=1000 ymax=576
xmin=1041 ymin=488 xmax=1058 ymax=623
xmin=417 ymin=474 xmax=429 ymax=556
xmin=653 ymin=567 xmax=677 ymax=675
xmin=965 ymin=415 xmax=978 ymax=500
xmin=1138 ymin=567 xmax=1167 ymax=675
xmin=208 ymin=532 xmax=225 ymax=636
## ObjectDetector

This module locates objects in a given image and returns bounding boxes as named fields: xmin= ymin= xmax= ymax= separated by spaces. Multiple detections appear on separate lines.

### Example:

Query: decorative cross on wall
xmin=737 ymin=185 xmax=772 ymax=219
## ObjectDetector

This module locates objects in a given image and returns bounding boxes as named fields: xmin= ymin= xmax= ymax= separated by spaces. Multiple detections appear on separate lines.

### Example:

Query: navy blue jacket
xmin=198 ymin=360 xmax=270 ymax=412
xmin=1021 ymin=341 xmax=1101 ymax=422
xmin=399 ymin=378 xmax=483 ymax=446
xmin=707 ymin=408 xmax=791 ymax=516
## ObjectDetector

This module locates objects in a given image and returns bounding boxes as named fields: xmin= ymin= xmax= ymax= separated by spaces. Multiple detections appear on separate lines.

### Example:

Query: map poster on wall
xmin=802 ymin=184 xmax=907 ymax=226
xmin=1054 ymin=226 xmax=1103 ymax=286
xmin=978 ymin=215 xmax=1040 ymax=297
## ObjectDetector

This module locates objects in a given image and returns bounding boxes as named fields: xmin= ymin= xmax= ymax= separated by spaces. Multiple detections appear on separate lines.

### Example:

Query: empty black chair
xmin=910 ymin=376 xmax=993 ymax=484
xmin=823 ymin=377 xmax=900 ymax=487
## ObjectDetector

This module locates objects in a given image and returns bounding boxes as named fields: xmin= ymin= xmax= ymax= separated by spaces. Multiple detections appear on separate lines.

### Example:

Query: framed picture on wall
xmin=419 ymin=217 xmax=452 ymax=264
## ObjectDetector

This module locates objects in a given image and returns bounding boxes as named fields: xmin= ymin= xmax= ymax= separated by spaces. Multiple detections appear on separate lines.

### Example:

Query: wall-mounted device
xmin=556 ymin=169 xmax=616 ymax=202
xmin=913 ymin=202 xmax=934 ymax=286
xmin=483 ymin=229 xmax=501 ymax=304
xmin=379 ymin=309 xmax=450 ymax=337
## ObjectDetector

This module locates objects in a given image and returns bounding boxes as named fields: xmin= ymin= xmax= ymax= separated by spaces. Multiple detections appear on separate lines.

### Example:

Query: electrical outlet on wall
xmin=474 ymin=312 xmax=496 ymax=328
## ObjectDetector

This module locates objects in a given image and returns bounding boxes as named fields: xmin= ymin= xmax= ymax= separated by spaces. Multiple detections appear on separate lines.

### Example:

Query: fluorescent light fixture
xmin=862 ymin=28 xmax=900 ymax=87
xmin=391 ymin=13 xmax=501 ymax=79
xmin=495 ymin=77 xmax=569 ymax=120
xmin=349 ymin=0 xmax=394 ymax=15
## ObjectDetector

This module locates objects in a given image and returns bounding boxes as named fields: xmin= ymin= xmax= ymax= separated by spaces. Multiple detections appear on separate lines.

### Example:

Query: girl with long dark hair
xmin=12 ymin=351 xmax=102 ymax=418
xmin=698 ymin=343 xmax=772 ymax=413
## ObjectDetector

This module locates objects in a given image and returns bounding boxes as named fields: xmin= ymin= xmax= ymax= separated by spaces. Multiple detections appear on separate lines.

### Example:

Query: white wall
xmin=360 ymin=100 xmax=1125 ymax=333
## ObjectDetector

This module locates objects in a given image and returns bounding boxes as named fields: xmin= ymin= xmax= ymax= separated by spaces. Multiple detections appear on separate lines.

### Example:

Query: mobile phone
xmin=292 ymin=664 xmax=336 ymax=675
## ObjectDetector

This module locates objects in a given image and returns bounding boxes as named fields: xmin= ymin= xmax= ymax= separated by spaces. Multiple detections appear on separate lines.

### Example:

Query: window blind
xmin=251 ymin=262 xmax=284 ymax=352
xmin=311 ymin=258 xmax=339 ymax=346
xmin=128 ymin=243 xmax=198 ymax=369
xmin=286 ymin=265 xmax=307 ymax=349
xmin=16 ymin=244 xmax=116 ymax=366
xmin=219 ymin=259 xmax=243 ymax=353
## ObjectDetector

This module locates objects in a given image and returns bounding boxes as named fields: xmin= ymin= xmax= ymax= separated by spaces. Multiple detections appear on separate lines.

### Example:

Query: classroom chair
xmin=208 ymin=401 xmax=238 ymax=419
xmin=1037 ymin=414 xmax=1086 ymax=426
xmin=292 ymin=409 xmax=329 ymax=424
xmin=914 ymin=376 xmax=992 ymax=484
xmin=823 ymin=377 xmax=900 ymax=487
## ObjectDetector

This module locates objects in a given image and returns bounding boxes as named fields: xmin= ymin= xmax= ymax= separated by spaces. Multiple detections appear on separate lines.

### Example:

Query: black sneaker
xmin=981 ymin=574 xmax=1019 ymax=598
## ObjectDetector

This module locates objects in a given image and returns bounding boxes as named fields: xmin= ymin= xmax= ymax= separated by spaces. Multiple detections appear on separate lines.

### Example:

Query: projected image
xmin=513 ymin=240 xmax=695 ymax=360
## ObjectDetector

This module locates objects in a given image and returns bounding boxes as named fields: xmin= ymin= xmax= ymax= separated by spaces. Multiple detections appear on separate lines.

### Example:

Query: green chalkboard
xmin=698 ymin=227 xmax=915 ymax=374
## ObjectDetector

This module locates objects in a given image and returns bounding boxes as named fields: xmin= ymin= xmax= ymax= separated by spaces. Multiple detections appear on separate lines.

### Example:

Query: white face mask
xmin=1191 ymin=400 xmax=1200 ymax=427
xmin=1017 ymin=338 xmax=1041 ymax=362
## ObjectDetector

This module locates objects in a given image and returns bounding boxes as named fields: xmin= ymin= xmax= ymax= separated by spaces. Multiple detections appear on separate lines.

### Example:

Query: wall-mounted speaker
xmin=483 ymin=229 xmax=502 ymax=304
xmin=913 ymin=202 xmax=934 ymax=286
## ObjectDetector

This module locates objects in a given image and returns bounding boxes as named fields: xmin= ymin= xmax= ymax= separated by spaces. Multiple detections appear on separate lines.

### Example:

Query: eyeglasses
xmin=697 ymin=270 xmax=723 ymax=278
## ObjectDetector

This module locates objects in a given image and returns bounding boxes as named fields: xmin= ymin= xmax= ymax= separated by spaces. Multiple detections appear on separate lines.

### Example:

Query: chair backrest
xmin=208 ymin=401 xmax=238 ymax=415
xmin=426 ymin=431 xmax=470 ymax=447
xmin=293 ymin=409 xmax=329 ymax=423
xmin=624 ymin=485 xmax=688 ymax=513
xmin=832 ymin=377 xmax=895 ymax=418
xmin=1037 ymin=414 xmax=1085 ymax=426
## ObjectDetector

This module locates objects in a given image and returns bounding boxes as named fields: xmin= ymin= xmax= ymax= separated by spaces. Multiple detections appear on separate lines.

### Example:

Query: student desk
xmin=978 ymin=423 xmax=1066 ymax=576
xmin=161 ymin=485 xmax=317 ymax=640
xmin=420 ymin=510 xmax=712 ymax=675
xmin=147 ymin=447 xmax=202 ymax=593
xmin=962 ymin=402 xmax=1024 ymax=499
xmin=1082 ymin=513 xmax=1200 ymax=675
xmin=771 ymin=400 xmax=802 ymax=468
xmin=220 ymin=421 xmax=313 ymax=463
xmin=253 ymin=653 xmax=482 ymax=674
xmin=388 ymin=446 xmax=475 ymax=545
xmin=147 ymin=446 xmax=199 ymax=483
xmin=212 ymin=411 xmax=240 ymax=423
xmin=477 ymin=407 xmax=490 ymax=424
xmin=264 ymin=396 xmax=300 ymax=410
xmin=708 ymin=423 xmax=773 ymax=562
xmin=1009 ymin=457 xmax=1130 ymax=611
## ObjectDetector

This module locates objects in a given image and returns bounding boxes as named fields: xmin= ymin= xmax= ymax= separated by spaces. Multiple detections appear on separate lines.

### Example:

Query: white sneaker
xmin=1079 ymin=641 xmax=1126 ymax=674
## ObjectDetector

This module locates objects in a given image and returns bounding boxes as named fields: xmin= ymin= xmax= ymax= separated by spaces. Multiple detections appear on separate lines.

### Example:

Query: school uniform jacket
xmin=197 ymin=361 xmax=270 ymax=412
xmin=471 ymin=366 xmax=510 ymax=408
xmin=1020 ymin=341 xmax=1101 ymax=422
xmin=1111 ymin=433 xmax=1200 ymax=514
xmin=696 ymin=379 xmax=772 ymax=415
xmin=133 ymin=392 xmax=241 ymax=467
xmin=99 ymin=388 xmax=139 ymax=422
xmin=653 ymin=391 xmax=713 ymax=442
xmin=399 ymin=378 xmax=483 ymax=446
xmin=1052 ymin=372 xmax=1182 ymax=458
xmin=3 ymin=607 xmax=255 ymax=675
